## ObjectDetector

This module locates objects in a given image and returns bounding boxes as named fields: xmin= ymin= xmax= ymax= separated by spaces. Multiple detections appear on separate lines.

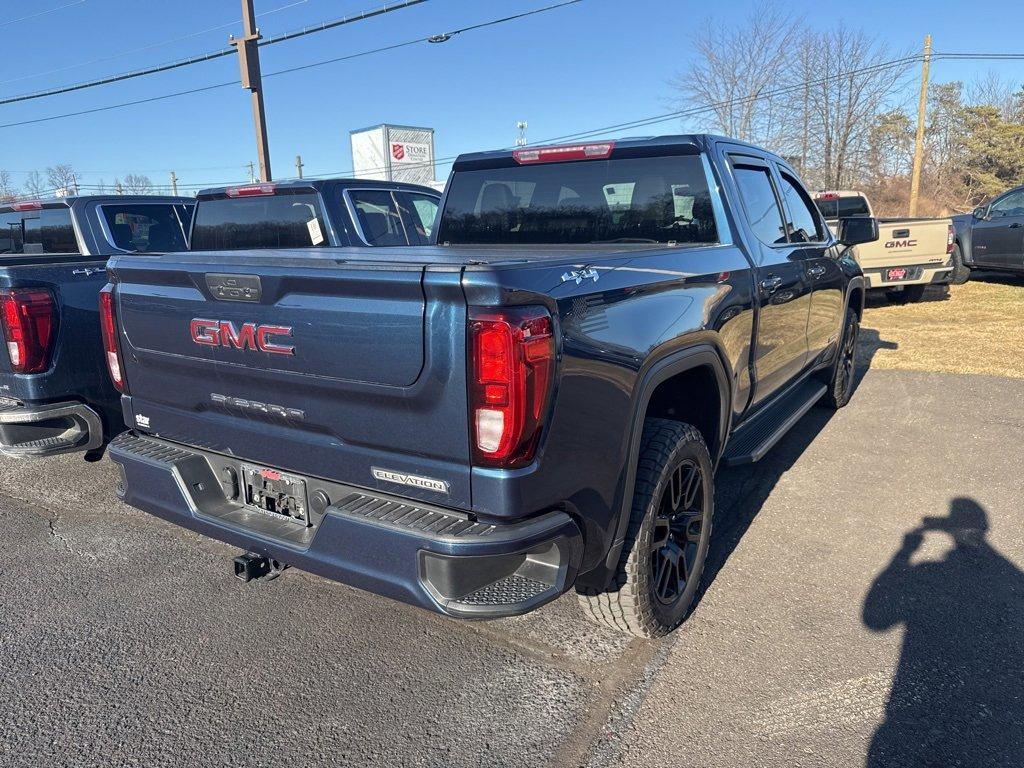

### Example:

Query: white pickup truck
xmin=814 ymin=191 xmax=955 ymax=303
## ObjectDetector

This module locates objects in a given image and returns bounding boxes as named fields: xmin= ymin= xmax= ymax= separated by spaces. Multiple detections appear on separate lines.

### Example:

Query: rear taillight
xmin=99 ymin=287 xmax=127 ymax=393
xmin=469 ymin=306 xmax=555 ymax=468
xmin=0 ymin=288 xmax=56 ymax=374
xmin=947 ymin=224 xmax=955 ymax=254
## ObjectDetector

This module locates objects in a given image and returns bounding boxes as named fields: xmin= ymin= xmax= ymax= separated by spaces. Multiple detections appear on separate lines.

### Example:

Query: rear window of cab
xmin=437 ymin=153 xmax=721 ymax=246
xmin=190 ymin=190 xmax=327 ymax=251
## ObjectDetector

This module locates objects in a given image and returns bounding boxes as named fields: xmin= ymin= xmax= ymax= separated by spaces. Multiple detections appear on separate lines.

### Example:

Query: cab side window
xmin=989 ymin=190 xmax=1024 ymax=218
xmin=732 ymin=164 xmax=787 ymax=246
xmin=348 ymin=190 xmax=409 ymax=246
xmin=778 ymin=172 xmax=826 ymax=243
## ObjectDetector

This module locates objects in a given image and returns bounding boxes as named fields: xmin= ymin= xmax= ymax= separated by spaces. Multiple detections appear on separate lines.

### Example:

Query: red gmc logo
xmin=190 ymin=319 xmax=294 ymax=356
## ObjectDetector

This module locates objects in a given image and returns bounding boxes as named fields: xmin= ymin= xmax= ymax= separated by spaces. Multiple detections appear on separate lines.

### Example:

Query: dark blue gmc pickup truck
xmin=0 ymin=195 xmax=192 ymax=458
xmin=106 ymin=136 xmax=876 ymax=637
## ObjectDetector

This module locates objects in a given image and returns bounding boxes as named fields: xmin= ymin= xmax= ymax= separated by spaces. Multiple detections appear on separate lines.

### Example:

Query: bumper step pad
xmin=0 ymin=401 xmax=103 ymax=458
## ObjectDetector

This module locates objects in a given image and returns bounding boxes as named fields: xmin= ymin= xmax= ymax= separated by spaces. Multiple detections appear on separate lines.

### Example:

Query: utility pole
xmin=908 ymin=34 xmax=932 ymax=217
xmin=295 ymin=154 xmax=304 ymax=179
xmin=169 ymin=171 xmax=178 ymax=196
xmin=247 ymin=161 xmax=256 ymax=183
xmin=230 ymin=0 xmax=272 ymax=182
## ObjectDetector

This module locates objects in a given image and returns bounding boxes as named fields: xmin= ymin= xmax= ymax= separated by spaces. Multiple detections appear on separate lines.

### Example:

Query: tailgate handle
xmin=892 ymin=228 xmax=910 ymax=238
xmin=206 ymin=273 xmax=262 ymax=302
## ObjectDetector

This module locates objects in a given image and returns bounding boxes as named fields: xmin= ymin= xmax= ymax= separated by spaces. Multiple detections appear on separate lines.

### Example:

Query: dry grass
xmin=858 ymin=273 xmax=1024 ymax=379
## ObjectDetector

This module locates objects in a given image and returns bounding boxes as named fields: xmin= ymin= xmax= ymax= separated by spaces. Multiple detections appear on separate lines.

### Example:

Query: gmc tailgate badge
xmin=372 ymin=467 xmax=449 ymax=494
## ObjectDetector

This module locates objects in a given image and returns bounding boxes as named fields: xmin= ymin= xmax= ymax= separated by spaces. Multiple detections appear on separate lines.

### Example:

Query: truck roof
xmin=194 ymin=178 xmax=440 ymax=199
xmin=0 ymin=194 xmax=192 ymax=212
xmin=450 ymin=134 xmax=781 ymax=169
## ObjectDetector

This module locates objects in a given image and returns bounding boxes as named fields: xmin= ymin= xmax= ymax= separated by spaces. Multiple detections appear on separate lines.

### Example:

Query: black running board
xmin=722 ymin=380 xmax=827 ymax=466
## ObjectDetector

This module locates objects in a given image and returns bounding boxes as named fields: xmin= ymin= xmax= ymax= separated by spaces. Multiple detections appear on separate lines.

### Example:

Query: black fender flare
xmin=845 ymin=275 xmax=867 ymax=318
xmin=602 ymin=344 xmax=732 ymax=573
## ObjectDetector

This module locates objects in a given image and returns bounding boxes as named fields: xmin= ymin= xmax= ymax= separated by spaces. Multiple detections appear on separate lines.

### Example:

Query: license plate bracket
xmin=241 ymin=464 xmax=310 ymax=526
xmin=886 ymin=267 xmax=909 ymax=281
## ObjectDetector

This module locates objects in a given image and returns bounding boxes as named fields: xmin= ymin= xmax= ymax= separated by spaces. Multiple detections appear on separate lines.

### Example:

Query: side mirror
xmin=837 ymin=216 xmax=879 ymax=247
xmin=973 ymin=206 xmax=988 ymax=220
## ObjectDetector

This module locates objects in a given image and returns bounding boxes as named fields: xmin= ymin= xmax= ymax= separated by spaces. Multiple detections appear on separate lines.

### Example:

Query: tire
xmin=578 ymin=419 xmax=713 ymax=638
xmin=821 ymin=308 xmax=859 ymax=410
xmin=948 ymin=244 xmax=971 ymax=285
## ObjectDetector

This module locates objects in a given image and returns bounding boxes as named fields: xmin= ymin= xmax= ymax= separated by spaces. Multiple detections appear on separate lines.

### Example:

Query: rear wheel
xmin=578 ymin=419 xmax=713 ymax=638
xmin=949 ymin=244 xmax=971 ymax=285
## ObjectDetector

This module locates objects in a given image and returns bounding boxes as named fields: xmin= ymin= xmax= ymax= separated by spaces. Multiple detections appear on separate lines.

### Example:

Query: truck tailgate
xmin=855 ymin=219 xmax=951 ymax=270
xmin=111 ymin=253 xmax=472 ymax=509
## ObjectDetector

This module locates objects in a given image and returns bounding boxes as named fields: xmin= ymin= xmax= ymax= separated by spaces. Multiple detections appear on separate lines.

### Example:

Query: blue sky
xmin=2 ymin=0 xmax=1023 ymax=194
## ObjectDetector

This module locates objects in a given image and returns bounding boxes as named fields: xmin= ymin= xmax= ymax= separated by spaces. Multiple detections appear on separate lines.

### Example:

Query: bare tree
xmin=967 ymin=70 xmax=1021 ymax=119
xmin=122 ymin=174 xmax=154 ymax=195
xmin=793 ymin=25 xmax=912 ymax=188
xmin=46 ymin=163 xmax=77 ymax=194
xmin=95 ymin=179 xmax=107 ymax=194
xmin=0 ymin=170 xmax=16 ymax=202
xmin=24 ymin=170 xmax=46 ymax=197
xmin=672 ymin=3 xmax=804 ymax=148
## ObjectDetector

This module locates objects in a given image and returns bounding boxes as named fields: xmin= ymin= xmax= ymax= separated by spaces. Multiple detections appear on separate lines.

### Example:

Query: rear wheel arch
xmin=599 ymin=344 xmax=731 ymax=577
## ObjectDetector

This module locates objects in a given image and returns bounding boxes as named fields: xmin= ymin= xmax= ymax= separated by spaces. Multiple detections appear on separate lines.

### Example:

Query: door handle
xmin=807 ymin=264 xmax=827 ymax=278
xmin=1010 ymin=222 xmax=1022 ymax=229
xmin=760 ymin=275 xmax=783 ymax=294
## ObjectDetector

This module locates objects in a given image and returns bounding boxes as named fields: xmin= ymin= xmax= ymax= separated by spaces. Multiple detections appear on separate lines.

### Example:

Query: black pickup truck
xmin=105 ymin=135 xmax=875 ymax=637
xmin=952 ymin=183 xmax=1024 ymax=280
xmin=0 ymin=195 xmax=192 ymax=458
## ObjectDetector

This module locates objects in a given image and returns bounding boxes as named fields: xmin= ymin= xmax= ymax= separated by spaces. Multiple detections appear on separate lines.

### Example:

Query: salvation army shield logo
xmin=391 ymin=143 xmax=405 ymax=161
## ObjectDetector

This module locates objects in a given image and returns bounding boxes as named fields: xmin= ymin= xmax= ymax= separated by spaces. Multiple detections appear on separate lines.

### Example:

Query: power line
xmin=0 ymin=0 xmax=85 ymax=28
xmin=263 ymin=0 xmax=583 ymax=79
xmin=0 ymin=0 xmax=584 ymax=130
xmin=0 ymin=0 xmax=429 ymax=108
xmin=0 ymin=0 xmax=313 ymax=87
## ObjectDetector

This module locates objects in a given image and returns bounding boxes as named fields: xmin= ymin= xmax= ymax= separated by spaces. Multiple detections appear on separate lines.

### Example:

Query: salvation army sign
xmin=391 ymin=141 xmax=431 ymax=165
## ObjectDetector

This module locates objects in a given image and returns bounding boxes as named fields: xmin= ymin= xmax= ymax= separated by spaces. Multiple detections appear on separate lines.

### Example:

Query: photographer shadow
xmin=863 ymin=498 xmax=1024 ymax=767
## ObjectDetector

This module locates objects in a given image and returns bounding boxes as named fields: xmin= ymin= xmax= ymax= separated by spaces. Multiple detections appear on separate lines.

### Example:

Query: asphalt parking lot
xmin=1 ymin=366 xmax=1021 ymax=767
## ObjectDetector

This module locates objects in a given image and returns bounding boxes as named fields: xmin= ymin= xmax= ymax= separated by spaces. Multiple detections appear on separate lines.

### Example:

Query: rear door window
xmin=731 ymin=164 xmax=787 ymax=246
xmin=0 ymin=207 xmax=78 ymax=254
xmin=190 ymin=191 xmax=326 ymax=250
xmin=100 ymin=203 xmax=189 ymax=253
xmin=348 ymin=190 xmax=409 ymax=246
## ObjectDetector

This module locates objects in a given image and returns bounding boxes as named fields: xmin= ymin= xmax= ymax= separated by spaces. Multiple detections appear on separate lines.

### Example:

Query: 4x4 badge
xmin=561 ymin=268 xmax=599 ymax=285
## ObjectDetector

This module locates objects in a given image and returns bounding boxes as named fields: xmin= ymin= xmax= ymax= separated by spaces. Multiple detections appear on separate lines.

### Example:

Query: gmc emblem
xmin=885 ymin=239 xmax=918 ymax=249
xmin=190 ymin=318 xmax=294 ymax=356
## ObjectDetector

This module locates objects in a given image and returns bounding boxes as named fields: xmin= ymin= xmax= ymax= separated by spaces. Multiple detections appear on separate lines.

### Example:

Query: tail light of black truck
xmin=99 ymin=286 xmax=127 ymax=393
xmin=0 ymin=288 xmax=56 ymax=374
xmin=468 ymin=306 xmax=554 ymax=469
